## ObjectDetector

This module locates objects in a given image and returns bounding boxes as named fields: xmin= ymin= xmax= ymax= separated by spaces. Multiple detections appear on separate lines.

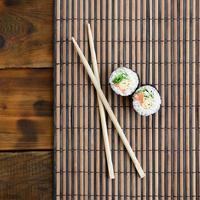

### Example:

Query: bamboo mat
xmin=54 ymin=0 xmax=200 ymax=199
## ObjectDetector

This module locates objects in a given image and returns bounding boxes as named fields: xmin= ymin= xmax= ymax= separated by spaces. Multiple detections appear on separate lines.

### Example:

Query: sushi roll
xmin=132 ymin=85 xmax=161 ymax=116
xmin=109 ymin=67 xmax=139 ymax=96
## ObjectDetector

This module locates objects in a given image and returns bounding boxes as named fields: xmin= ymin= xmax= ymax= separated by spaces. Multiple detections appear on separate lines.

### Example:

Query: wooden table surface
xmin=0 ymin=0 xmax=53 ymax=199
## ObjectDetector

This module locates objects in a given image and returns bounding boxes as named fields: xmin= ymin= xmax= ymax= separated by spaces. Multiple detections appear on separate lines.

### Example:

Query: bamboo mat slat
xmin=54 ymin=0 xmax=200 ymax=199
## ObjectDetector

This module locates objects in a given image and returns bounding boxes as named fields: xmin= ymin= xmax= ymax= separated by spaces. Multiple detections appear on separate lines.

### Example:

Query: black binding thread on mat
xmin=117 ymin=0 xmax=121 ymax=198
xmin=77 ymin=0 xmax=81 ymax=199
xmin=152 ymin=0 xmax=156 ymax=198
xmin=183 ymin=0 xmax=187 ymax=198
xmin=60 ymin=0 xmax=63 ymax=197
xmin=71 ymin=0 xmax=75 ymax=198
xmin=64 ymin=126 xmax=200 ymax=130
xmin=164 ymin=0 xmax=169 ymax=197
xmin=65 ymin=0 xmax=69 ymax=197
xmin=58 ymin=39 xmax=200 ymax=43
xmin=177 ymin=0 xmax=181 ymax=198
xmin=82 ymin=0 xmax=86 ymax=197
xmin=171 ymin=0 xmax=175 ymax=198
xmin=140 ymin=0 xmax=144 ymax=197
xmin=129 ymin=0 xmax=133 ymax=198
xmin=93 ymin=0 xmax=98 ymax=199
xmin=105 ymin=0 xmax=109 ymax=198
xmin=62 ymin=169 xmax=199 ymax=174
xmin=189 ymin=0 xmax=193 ymax=197
xmin=135 ymin=0 xmax=138 ymax=198
xmin=56 ymin=194 xmax=200 ymax=198
xmin=158 ymin=0 xmax=162 ymax=198
xmin=58 ymin=61 xmax=200 ymax=65
xmin=111 ymin=0 xmax=115 ymax=199
xmin=123 ymin=1 xmax=127 ymax=199
xmin=99 ymin=0 xmax=103 ymax=199
xmin=195 ymin=0 xmax=199 ymax=197
xmin=62 ymin=148 xmax=200 ymax=152
xmin=53 ymin=0 xmax=57 ymax=199
xmin=88 ymin=0 xmax=92 ymax=198
xmin=146 ymin=0 xmax=150 ymax=198
xmin=61 ymin=17 xmax=200 ymax=21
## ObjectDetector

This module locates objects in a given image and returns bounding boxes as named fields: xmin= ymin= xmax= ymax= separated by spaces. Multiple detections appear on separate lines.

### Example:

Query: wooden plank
xmin=0 ymin=0 xmax=53 ymax=69
xmin=0 ymin=151 xmax=52 ymax=200
xmin=0 ymin=68 xmax=53 ymax=150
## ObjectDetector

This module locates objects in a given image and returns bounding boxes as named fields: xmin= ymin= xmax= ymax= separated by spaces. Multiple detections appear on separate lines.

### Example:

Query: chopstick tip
xmin=71 ymin=37 xmax=77 ymax=46
xmin=140 ymin=172 xmax=145 ymax=179
xmin=110 ymin=175 xmax=115 ymax=179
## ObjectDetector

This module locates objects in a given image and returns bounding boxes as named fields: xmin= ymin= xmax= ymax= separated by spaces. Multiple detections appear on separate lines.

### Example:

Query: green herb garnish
xmin=112 ymin=72 xmax=128 ymax=84
xmin=136 ymin=88 xmax=154 ymax=98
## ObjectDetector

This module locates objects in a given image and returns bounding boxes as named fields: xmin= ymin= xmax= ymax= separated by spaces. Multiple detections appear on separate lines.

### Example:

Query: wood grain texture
xmin=0 ymin=0 xmax=53 ymax=68
xmin=0 ymin=151 xmax=52 ymax=200
xmin=0 ymin=0 xmax=54 ymax=198
xmin=0 ymin=68 xmax=53 ymax=150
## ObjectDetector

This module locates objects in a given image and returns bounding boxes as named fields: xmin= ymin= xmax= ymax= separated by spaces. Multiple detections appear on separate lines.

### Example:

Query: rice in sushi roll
xmin=132 ymin=85 xmax=161 ymax=116
xmin=109 ymin=67 xmax=139 ymax=96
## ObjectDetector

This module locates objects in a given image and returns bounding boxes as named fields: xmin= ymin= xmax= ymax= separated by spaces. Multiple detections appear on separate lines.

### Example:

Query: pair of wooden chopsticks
xmin=72 ymin=24 xmax=145 ymax=179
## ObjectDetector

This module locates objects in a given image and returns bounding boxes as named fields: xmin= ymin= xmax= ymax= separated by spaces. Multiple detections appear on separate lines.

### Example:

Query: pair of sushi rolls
xmin=132 ymin=85 xmax=161 ymax=116
xmin=109 ymin=67 xmax=139 ymax=96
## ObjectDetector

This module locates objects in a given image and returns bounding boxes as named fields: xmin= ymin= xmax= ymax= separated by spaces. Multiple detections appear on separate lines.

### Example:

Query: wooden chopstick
xmin=87 ymin=24 xmax=115 ymax=179
xmin=71 ymin=37 xmax=145 ymax=178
